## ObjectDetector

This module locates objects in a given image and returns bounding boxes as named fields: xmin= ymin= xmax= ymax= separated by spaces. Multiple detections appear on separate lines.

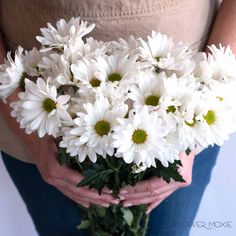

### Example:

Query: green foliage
xmin=78 ymin=220 xmax=91 ymax=230
xmin=76 ymin=155 xmax=146 ymax=196
xmin=58 ymin=148 xmax=185 ymax=236
xmin=57 ymin=148 xmax=69 ymax=165
xmin=77 ymin=168 xmax=114 ymax=195
xmin=145 ymin=159 xmax=185 ymax=183
xmin=78 ymin=204 xmax=149 ymax=236
xmin=185 ymin=148 xmax=192 ymax=156
xmin=121 ymin=208 xmax=134 ymax=226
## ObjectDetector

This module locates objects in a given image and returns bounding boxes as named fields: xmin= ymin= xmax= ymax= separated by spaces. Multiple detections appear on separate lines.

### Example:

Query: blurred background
xmin=0 ymin=134 xmax=236 ymax=236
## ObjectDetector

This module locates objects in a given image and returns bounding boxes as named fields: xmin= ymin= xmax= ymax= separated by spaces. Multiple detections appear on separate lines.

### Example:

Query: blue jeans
xmin=2 ymin=145 xmax=220 ymax=236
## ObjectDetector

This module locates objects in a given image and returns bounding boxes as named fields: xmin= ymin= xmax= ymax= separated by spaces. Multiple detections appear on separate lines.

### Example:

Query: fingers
xmin=146 ymin=190 xmax=174 ymax=214
xmin=119 ymin=186 xmax=172 ymax=202
xmin=123 ymin=196 xmax=158 ymax=207
xmin=37 ymin=136 xmax=117 ymax=208
xmin=122 ymin=190 xmax=174 ymax=207
xmin=59 ymin=187 xmax=90 ymax=208
xmin=37 ymin=138 xmax=117 ymax=208
xmin=58 ymin=180 xmax=114 ymax=208
xmin=119 ymin=191 xmax=154 ymax=200
xmin=52 ymin=178 xmax=119 ymax=206
xmin=102 ymin=188 xmax=113 ymax=194
xmin=55 ymin=166 xmax=117 ymax=203
xmin=119 ymin=150 xmax=195 ymax=201
xmin=58 ymin=165 xmax=84 ymax=185
xmin=119 ymin=177 xmax=180 ymax=202
xmin=120 ymin=177 xmax=161 ymax=195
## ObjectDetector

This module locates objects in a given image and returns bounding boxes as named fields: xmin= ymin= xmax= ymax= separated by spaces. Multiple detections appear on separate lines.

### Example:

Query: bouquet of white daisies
xmin=1 ymin=17 xmax=236 ymax=235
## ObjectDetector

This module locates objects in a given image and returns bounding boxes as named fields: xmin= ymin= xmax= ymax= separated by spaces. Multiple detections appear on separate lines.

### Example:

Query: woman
xmin=0 ymin=0 xmax=234 ymax=235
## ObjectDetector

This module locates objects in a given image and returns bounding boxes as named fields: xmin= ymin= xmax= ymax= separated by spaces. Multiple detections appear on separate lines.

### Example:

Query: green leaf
xmin=57 ymin=148 xmax=69 ymax=165
xmin=160 ymin=161 xmax=185 ymax=183
xmin=161 ymin=168 xmax=185 ymax=183
xmin=121 ymin=208 xmax=134 ymax=226
xmin=77 ymin=168 xmax=114 ymax=194
xmin=96 ymin=231 xmax=111 ymax=236
xmin=77 ymin=220 xmax=91 ymax=230
xmin=185 ymin=148 xmax=191 ymax=156
xmin=94 ymin=205 xmax=107 ymax=217
xmin=175 ymin=159 xmax=183 ymax=167
xmin=148 ymin=159 xmax=185 ymax=184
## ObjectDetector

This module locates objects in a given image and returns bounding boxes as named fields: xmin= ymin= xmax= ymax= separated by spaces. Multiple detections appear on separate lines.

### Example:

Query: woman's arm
xmin=0 ymin=33 xmax=6 ymax=64
xmin=208 ymin=0 xmax=236 ymax=51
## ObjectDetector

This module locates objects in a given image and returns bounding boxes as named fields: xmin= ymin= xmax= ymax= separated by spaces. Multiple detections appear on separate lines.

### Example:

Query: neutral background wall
xmin=0 ymin=134 xmax=236 ymax=236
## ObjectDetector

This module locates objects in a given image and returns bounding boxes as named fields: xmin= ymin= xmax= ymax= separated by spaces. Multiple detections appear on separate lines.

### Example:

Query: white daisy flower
xmin=113 ymin=106 xmax=170 ymax=167
xmin=17 ymin=78 xmax=72 ymax=138
xmin=68 ymin=86 xmax=96 ymax=115
xmin=10 ymin=92 xmax=33 ymax=134
xmin=139 ymin=31 xmax=195 ymax=76
xmin=207 ymin=81 xmax=236 ymax=109
xmin=194 ymin=46 xmax=236 ymax=87
xmin=64 ymin=96 xmax=128 ymax=162
xmin=0 ymin=46 xmax=26 ymax=102
xmin=156 ymin=74 xmax=198 ymax=133
xmin=162 ymin=133 xmax=180 ymax=163
xmin=94 ymin=51 xmax=139 ymax=88
xmin=197 ymin=93 xmax=235 ymax=147
xmin=110 ymin=36 xmax=142 ymax=56
xmin=36 ymin=17 xmax=95 ymax=49
xmin=193 ymin=52 xmax=214 ymax=86
xmin=174 ymin=92 xmax=207 ymax=150
xmin=23 ymin=47 xmax=44 ymax=76
xmin=71 ymin=59 xmax=104 ymax=89
xmin=207 ymin=44 xmax=236 ymax=83
xmin=77 ymin=37 xmax=107 ymax=60
xmin=38 ymin=53 xmax=75 ymax=87
xmin=62 ymin=38 xmax=107 ymax=64
xmin=129 ymin=71 xmax=166 ymax=111
xmin=131 ymin=163 xmax=147 ymax=174
xmin=97 ymin=83 xmax=129 ymax=107
xmin=174 ymin=90 xmax=232 ymax=150
xmin=71 ymin=57 xmax=133 ymax=107
xmin=139 ymin=31 xmax=173 ymax=65
xmin=60 ymin=126 xmax=98 ymax=162
xmin=160 ymin=42 xmax=195 ymax=76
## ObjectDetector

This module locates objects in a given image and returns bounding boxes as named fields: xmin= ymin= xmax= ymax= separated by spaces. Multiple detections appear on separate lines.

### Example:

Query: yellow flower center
xmin=108 ymin=73 xmax=122 ymax=82
xmin=132 ymin=129 xmax=148 ymax=144
xmin=94 ymin=120 xmax=111 ymax=136
xmin=145 ymin=95 xmax=160 ymax=106
xmin=204 ymin=110 xmax=216 ymax=125
xmin=155 ymin=56 xmax=161 ymax=62
xmin=19 ymin=72 xmax=27 ymax=90
xmin=167 ymin=105 xmax=176 ymax=113
xmin=216 ymin=96 xmax=224 ymax=101
xmin=90 ymin=78 xmax=101 ymax=87
xmin=43 ymin=98 xmax=56 ymax=113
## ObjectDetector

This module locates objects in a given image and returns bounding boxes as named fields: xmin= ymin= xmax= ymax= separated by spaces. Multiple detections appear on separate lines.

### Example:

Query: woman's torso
xmin=1 ymin=0 xmax=221 ymax=51
xmin=0 ymin=0 xmax=221 ymax=162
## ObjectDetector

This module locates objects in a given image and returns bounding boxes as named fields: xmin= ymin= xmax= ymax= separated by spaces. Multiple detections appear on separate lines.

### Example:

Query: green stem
xmin=131 ymin=206 xmax=144 ymax=231
xmin=114 ymin=171 xmax=120 ymax=195
xmin=140 ymin=214 xmax=149 ymax=236
xmin=87 ymin=208 xmax=96 ymax=236
xmin=105 ymin=157 xmax=117 ymax=171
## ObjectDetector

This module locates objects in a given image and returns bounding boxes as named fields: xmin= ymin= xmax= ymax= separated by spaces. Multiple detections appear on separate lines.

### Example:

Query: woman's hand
xmin=29 ymin=135 xmax=119 ymax=208
xmin=118 ymin=150 xmax=196 ymax=214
